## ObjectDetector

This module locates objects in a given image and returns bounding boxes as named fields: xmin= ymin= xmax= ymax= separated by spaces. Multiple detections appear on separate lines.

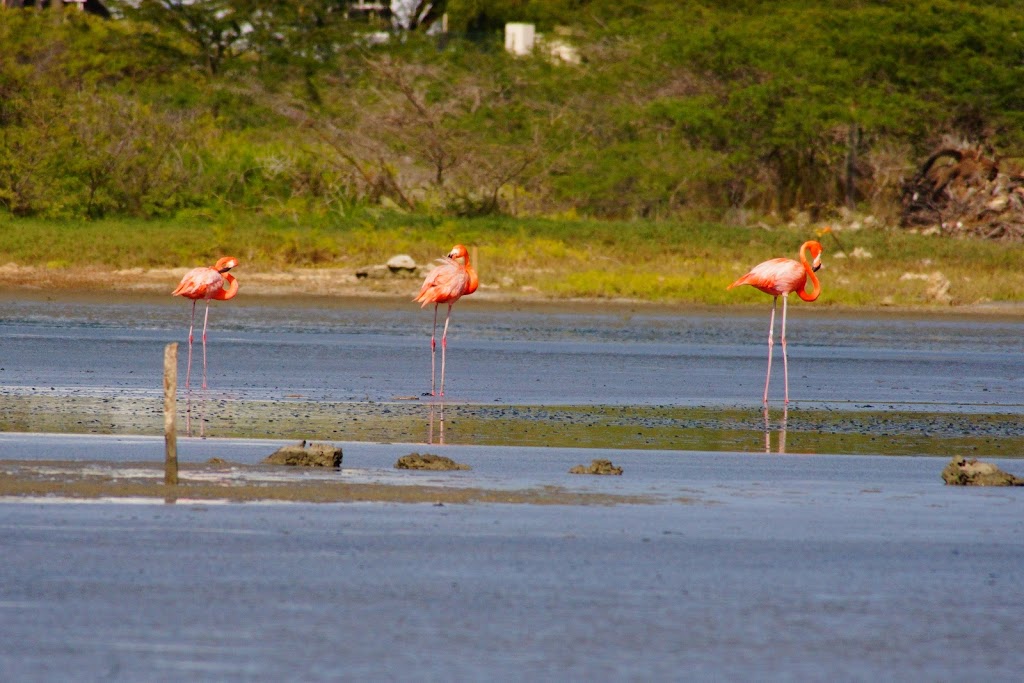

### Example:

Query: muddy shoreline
xmin=3 ymin=264 xmax=1024 ymax=316
xmin=0 ymin=460 xmax=659 ymax=505
xmin=2 ymin=394 xmax=1023 ymax=457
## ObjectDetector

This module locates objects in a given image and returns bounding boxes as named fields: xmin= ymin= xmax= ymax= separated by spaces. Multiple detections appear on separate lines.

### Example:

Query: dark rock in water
xmin=569 ymin=459 xmax=623 ymax=475
xmin=942 ymin=456 xmax=1024 ymax=486
xmin=207 ymin=457 xmax=229 ymax=466
xmin=395 ymin=453 xmax=470 ymax=471
xmin=263 ymin=441 xmax=343 ymax=468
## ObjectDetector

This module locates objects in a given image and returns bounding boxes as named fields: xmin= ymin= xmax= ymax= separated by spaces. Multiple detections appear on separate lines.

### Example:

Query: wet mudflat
xmin=1 ymin=292 xmax=1023 ymax=408
xmin=2 ymin=454 xmax=1022 ymax=680
xmin=2 ymin=293 xmax=1024 ymax=679
xmin=1 ymin=292 xmax=1024 ymax=453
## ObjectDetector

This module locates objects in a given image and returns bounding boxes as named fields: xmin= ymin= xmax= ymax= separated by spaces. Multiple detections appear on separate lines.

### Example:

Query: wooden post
xmin=164 ymin=342 xmax=178 ymax=485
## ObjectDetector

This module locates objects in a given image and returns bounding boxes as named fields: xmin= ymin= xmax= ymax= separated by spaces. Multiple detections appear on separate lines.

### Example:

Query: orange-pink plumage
xmin=415 ymin=245 xmax=478 ymax=306
xmin=414 ymin=245 xmax=478 ymax=396
xmin=172 ymin=256 xmax=240 ymax=396
xmin=728 ymin=240 xmax=823 ymax=405
xmin=173 ymin=256 xmax=240 ymax=302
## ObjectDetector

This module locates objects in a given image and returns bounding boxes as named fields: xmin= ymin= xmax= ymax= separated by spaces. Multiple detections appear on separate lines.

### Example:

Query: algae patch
xmin=395 ymin=453 xmax=470 ymax=471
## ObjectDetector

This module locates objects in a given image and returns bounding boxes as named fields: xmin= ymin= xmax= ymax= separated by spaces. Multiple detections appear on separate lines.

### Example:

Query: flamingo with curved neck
xmin=728 ymin=240 xmax=823 ymax=405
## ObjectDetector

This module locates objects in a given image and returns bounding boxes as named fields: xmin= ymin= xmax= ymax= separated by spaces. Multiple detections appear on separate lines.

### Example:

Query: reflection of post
xmin=164 ymin=343 xmax=178 ymax=485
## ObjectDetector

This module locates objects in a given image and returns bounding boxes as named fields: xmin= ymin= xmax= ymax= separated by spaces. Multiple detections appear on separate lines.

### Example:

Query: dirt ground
xmin=0 ymin=263 xmax=507 ymax=301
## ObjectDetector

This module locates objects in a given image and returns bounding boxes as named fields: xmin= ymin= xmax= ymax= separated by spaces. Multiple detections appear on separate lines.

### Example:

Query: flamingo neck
xmin=213 ymin=273 xmax=239 ymax=301
xmin=797 ymin=243 xmax=820 ymax=302
xmin=466 ymin=266 xmax=479 ymax=295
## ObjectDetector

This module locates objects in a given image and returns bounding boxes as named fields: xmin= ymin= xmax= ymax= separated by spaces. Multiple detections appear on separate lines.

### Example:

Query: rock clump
xmin=395 ymin=453 xmax=470 ymax=471
xmin=356 ymin=254 xmax=420 ymax=279
xmin=569 ymin=459 xmax=623 ymax=475
xmin=941 ymin=456 xmax=1024 ymax=486
xmin=263 ymin=441 xmax=343 ymax=468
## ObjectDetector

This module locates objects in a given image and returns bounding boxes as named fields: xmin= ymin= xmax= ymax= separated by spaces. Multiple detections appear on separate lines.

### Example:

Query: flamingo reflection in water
xmin=428 ymin=401 xmax=445 ymax=445
xmin=763 ymin=406 xmax=788 ymax=454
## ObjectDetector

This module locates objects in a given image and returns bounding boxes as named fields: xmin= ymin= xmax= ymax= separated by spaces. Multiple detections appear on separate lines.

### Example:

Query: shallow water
xmin=1 ymin=293 xmax=1023 ymax=408
xmin=1 ymin=450 xmax=1023 ymax=681
xmin=2 ymin=294 xmax=1024 ymax=680
xmin=2 ymin=294 xmax=1024 ymax=455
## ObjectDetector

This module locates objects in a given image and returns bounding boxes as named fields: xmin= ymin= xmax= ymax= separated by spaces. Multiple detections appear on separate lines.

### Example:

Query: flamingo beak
xmin=812 ymin=254 xmax=822 ymax=272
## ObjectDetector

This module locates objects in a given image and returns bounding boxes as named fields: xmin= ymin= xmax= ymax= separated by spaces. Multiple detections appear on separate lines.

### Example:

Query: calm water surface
xmin=1 ymin=294 xmax=1022 ymax=409
xmin=2 ymin=294 xmax=1024 ymax=681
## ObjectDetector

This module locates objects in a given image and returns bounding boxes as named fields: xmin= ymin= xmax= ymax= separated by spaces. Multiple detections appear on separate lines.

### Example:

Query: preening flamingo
xmin=414 ymin=244 xmax=478 ymax=396
xmin=172 ymin=256 xmax=239 ymax=390
xmin=728 ymin=240 xmax=823 ymax=405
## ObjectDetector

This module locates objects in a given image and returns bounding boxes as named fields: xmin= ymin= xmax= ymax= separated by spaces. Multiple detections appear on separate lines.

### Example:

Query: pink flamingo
xmin=172 ymin=256 xmax=239 ymax=390
xmin=728 ymin=240 xmax=823 ymax=405
xmin=414 ymin=244 xmax=479 ymax=396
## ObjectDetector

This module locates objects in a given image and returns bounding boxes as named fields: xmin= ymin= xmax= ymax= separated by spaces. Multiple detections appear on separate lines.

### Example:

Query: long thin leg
xmin=439 ymin=303 xmax=453 ymax=396
xmin=430 ymin=304 xmax=439 ymax=396
xmin=763 ymin=296 xmax=777 ymax=406
xmin=185 ymin=300 xmax=197 ymax=391
xmin=201 ymin=300 xmax=212 ymax=390
xmin=780 ymin=294 xmax=789 ymax=404
xmin=184 ymin=300 xmax=197 ymax=436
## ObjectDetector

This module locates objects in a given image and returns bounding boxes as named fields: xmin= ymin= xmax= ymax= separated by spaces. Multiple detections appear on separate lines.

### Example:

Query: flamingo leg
xmin=185 ymin=300 xmax=197 ymax=391
xmin=780 ymin=293 xmax=790 ymax=404
xmin=201 ymin=300 xmax=212 ymax=390
xmin=763 ymin=296 xmax=777 ymax=406
xmin=429 ymin=304 xmax=439 ymax=396
xmin=439 ymin=303 xmax=453 ymax=396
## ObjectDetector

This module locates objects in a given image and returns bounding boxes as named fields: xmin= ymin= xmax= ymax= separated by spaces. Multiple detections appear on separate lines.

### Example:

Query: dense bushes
xmin=2 ymin=1 xmax=1023 ymax=223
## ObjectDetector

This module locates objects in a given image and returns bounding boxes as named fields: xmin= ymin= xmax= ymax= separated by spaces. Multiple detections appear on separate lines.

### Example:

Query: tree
xmin=113 ymin=0 xmax=248 ymax=75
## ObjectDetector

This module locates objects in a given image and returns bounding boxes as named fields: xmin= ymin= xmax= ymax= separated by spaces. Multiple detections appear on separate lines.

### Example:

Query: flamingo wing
xmin=415 ymin=258 xmax=471 ymax=306
xmin=729 ymin=258 xmax=806 ymax=297
xmin=172 ymin=266 xmax=225 ymax=300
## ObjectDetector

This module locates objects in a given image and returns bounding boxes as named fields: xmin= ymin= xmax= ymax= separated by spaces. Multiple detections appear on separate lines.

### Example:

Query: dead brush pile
xmin=901 ymin=143 xmax=1024 ymax=240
